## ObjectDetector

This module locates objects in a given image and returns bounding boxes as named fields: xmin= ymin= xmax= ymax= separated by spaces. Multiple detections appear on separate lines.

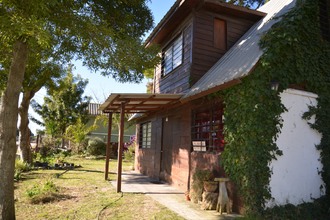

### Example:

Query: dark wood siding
xmin=135 ymin=105 xmax=191 ymax=191
xmin=134 ymin=97 xmax=243 ymax=211
xmin=159 ymin=105 xmax=191 ymax=191
xmin=190 ymin=9 xmax=257 ymax=85
xmin=154 ymin=19 xmax=193 ymax=94
xmin=135 ymin=117 xmax=162 ymax=179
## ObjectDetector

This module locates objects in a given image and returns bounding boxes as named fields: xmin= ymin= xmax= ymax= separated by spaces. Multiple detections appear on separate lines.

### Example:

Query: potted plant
xmin=190 ymin=169 xmax=217 ymax=203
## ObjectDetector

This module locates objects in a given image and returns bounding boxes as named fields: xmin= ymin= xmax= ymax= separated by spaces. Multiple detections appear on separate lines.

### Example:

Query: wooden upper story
xmin=145 ymin=0 xmax=265 ymax=94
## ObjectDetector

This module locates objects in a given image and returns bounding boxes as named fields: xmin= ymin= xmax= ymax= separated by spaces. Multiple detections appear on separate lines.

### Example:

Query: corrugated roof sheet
xmin=182 ymin=0 xmax=296 ymax=101
xmin=88 ymin=103 xmax=103 ymax=115
xmin=100 ymin=93 xmax=183 ymax=113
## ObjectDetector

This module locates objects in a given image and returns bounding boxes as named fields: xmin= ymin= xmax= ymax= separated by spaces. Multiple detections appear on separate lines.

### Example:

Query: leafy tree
xmin=19 ymin=55 xmax=64 ymax=164
xmin=65 ymin=118 xmax=97 ymax=153
xmin=1 ymin=1 xmax=157 ymax=217
xmin=32 ymin=68 xmax=90 ymax=148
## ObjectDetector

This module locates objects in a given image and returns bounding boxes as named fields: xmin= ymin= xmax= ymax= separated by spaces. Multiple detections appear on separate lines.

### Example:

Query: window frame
xmin=191 ymin=104 xmax=225 ymax=153
xmin=161 ymin=34 xmax=183 ymax=76
xmin=139 ymin=121 xmax=152 ymax=149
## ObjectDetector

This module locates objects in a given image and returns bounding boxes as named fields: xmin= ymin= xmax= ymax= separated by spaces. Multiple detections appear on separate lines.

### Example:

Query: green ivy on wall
xmin=221 ymin=0 xmax=330 ymax=216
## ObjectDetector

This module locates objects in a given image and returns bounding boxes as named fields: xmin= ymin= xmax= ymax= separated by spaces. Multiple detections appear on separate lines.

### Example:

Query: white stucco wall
xmin=268 ymin=89 xmax=325 ymax=207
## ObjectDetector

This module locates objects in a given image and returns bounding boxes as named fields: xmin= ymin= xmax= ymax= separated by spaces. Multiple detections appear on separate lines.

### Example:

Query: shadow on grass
xmin=29 ymin=193 xmax=77 ymax=204
xmin=74 ymin=169 xmax=104 ymax=174
xmin=17 ymin=168 xmax=106 ymax=182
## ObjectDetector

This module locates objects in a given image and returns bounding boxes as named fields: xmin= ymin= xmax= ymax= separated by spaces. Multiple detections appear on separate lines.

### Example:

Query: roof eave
xmin=145 ymin=0 xmax=184 ymax=47
xmin=180 ymin=78 xmax=242 ymax=103
xmin=145 ymin=0 xmax=266 ymax=47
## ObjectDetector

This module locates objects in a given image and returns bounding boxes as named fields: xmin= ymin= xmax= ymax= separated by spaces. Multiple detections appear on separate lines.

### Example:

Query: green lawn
xmin=15 ymin=157 xmax=184 ymax=220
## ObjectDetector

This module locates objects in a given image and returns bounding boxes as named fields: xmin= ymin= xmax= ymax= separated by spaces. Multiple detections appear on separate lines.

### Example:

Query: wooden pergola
xmin=99 ymin=93 xmax=182 ymax=193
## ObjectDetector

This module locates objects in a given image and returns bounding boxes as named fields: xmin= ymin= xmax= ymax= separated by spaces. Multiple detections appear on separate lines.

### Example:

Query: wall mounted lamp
xmin=271 ymin=80 xmax=279 ymax=91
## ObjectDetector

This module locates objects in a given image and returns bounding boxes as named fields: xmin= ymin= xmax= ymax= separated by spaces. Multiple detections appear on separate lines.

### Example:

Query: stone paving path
xmin=111 ymin=171 xmax=240 ymax=220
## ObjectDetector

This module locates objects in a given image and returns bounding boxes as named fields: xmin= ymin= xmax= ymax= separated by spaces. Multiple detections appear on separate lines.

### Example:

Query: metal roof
xmin=99 ymin=93 xmax=183 ymax=114
xmin=87 ymin=103 xmax=103 ymax=115
xmin=182 ymin=0 xmax=296 ymax=102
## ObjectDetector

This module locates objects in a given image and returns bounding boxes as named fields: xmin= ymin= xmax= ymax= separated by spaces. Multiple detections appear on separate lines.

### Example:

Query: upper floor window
xmin=139 ymin=121 xmax=152 ymax=148
xmin=161 ymin=34 xmax=183 ymax=76
xmin=191 ymin=104 xmax=225 ymax=153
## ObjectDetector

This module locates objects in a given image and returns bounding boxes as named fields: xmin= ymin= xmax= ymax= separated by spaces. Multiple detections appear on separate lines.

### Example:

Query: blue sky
xmin=30 ymin=0 xmax=176 ymax=133
xmin=69 ymin=0 xmax=176 ymax=102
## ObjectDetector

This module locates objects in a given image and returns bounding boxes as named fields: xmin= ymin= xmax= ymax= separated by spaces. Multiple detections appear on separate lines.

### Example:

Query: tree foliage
xmin=259 ymin=0 xmax=330 ymax=199
xmin=18 ymin=53 xmax=64 ymax=163
xmin=0 ymin=0 xmax=159 ymax=83
xmin=32 ymin=68 xmax=90 ymax=144
xmin=226 ymin=0 xmax=267 ymax=8
xmin=65 ymin=117 xmax=98 ymax=153
xmin=221 ymin=0 xmax=330 ymax=216
xmin=0 ymin=0 xmax=157 ymax=218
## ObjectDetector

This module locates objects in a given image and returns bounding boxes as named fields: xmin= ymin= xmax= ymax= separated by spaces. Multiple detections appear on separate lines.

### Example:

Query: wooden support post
xmin=105 ymin=112 xmax=113 ymax=180
xmin=117 ymin=102 xmax=125 ymax=193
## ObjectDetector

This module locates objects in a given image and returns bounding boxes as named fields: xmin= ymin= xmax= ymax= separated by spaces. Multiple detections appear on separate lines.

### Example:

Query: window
xmin=161 ymin=34 xmax=183 ymax=76
xmin=139 ymin=122 xmax=152 ymax=148
xmin=191 ymin=105 xmax=225 ymax=152
xmin=214 ymin=18 xmax=227 ymax=50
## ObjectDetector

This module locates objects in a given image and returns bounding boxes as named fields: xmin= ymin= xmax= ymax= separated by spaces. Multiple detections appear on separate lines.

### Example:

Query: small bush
xmin=70 ymin=137 xmax=89 ymax=154
xmin=14 ymin=171 xmax=22 ymax=182
xmin=15 ymin=159 xmax=31 ymax=172
xmin=86 ymin=137 xmax=106 ymax=156
xmin=123 ymin=145 xmax=135 ymax=162
xmin=53 ymin=151 xmax=71 ymax=162
xmin=39 ymin=146 xmax=51 ymax=158
xmin=14 ymin=159 xmax=31 ymax=181
xmin=190 ymin=169 xmax=214 ymax=203
xmin=26 ymin=179 xmax=59 ymax=204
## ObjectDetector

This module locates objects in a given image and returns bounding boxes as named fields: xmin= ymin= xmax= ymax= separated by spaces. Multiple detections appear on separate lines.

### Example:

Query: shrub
xmin=14 ymin=171 xmax=22 ymax=182
xmin=26 ymin=179 xmax=59 ymax=204
xmin=123 ymin=144 xmax=135 ymax=162
xmin=86 ymin=137 xmax=106 ymax=156
xmin=39 ymin=146 xmax=51 ymax=158
xmin=14 ymin=159 xmax=31 ymax=181
xmin=190 ymin=169 xmax=214 ymax=203
xmin=15 ymin=159 xmax=31 ymax=172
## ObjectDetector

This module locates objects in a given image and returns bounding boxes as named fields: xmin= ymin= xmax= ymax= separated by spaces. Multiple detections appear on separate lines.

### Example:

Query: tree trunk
xmin=0 ymin=40 xmax=28 ymax=220
xmin=36 ymin=134 xmax=40 ymax=152
xmin=19 ymin=91 xmax=35 ymax=164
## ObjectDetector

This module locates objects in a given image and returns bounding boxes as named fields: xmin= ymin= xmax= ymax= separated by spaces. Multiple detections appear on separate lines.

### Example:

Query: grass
xmin=14 ymin=156 xmax=184 ymax=220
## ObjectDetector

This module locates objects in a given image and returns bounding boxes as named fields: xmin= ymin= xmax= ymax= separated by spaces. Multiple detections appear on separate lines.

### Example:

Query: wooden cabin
xmin=101 ymin=0 xmax=325 ymax=212
xmin=135 ymin=0 xmax=265 ymax=193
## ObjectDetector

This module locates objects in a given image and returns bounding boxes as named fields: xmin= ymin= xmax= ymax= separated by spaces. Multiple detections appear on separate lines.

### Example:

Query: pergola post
xmin=105 ymin=112 xmax=113 ymax=180
xmin=99 ymin=93 xmax=183 ymax=192
xmin=117 ymin=102 xmax=125 ymax=193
